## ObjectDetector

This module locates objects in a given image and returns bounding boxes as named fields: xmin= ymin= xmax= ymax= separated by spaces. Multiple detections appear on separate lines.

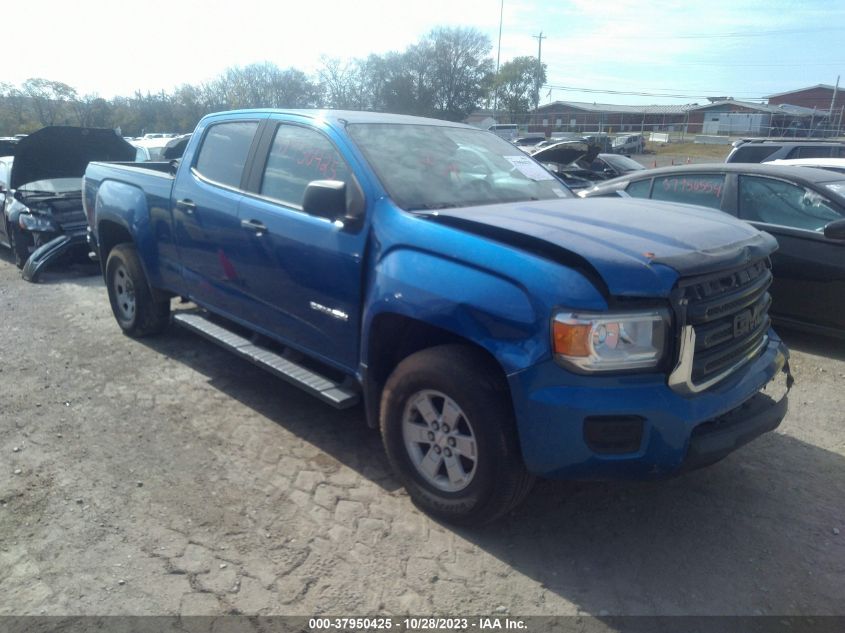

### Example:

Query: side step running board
xmin=173 ymin=312 xmax=359 ymax=409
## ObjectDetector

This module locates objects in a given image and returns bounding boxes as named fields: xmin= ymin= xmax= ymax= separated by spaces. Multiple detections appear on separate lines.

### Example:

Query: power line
xmin=669 ymin=61 xmax=845 ymax=67
xmin=608 ymin=26 xmax=845 ymax=40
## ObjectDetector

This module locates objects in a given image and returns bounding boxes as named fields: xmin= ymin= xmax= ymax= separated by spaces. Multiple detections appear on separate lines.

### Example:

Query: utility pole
xmin=829 ymin=75 xmax=840 ymax=136
xmin=532 ymin=31 xmax=546 ymax=120
xmin=493 ymin=0 xmax=504 ymax=114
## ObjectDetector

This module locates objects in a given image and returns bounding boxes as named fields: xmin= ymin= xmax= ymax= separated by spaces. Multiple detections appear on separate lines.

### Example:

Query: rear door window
xmin=788 ymin=146 xmax=834 ymax=159
xmin=738 ymin=175 xmax=843 ymax=230
xmin=650 ymin=174 xmax=725 ymax=209
xmin=194 ymin=121 xmax=259 ymax=189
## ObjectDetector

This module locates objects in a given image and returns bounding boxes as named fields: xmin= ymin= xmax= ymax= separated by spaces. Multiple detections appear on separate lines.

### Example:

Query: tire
xmin=105 ymin=243 xmax=170 ymax=337
xmin=9 ymin=224 xmax=32 ymax=270
xmin=380 ymin=344 xmax=535 ymax=525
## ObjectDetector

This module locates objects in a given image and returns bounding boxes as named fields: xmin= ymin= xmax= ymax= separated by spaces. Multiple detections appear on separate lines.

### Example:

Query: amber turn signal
xmin=553 ymin=321 xmax=592 ymax=357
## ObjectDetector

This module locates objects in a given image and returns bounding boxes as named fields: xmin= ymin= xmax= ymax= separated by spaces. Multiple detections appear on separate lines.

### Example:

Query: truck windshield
xmin=347 ymin=123 xmax=572 ymax=210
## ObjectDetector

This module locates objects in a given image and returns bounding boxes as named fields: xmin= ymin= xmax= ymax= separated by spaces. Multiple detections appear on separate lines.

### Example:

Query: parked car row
xmin=129 ymin=133 xmax=191 ymax=162
xmin=580 ymin=162 xmax=845 ymax=337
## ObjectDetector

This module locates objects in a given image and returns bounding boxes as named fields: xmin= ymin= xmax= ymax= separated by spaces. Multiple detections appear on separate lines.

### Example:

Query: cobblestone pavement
xmin=0 ymin=253 xmax=843 ymax=616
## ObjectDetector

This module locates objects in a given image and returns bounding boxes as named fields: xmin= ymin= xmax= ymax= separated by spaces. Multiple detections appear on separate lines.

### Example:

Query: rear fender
xmin=94 ymin=179 xmax=162 ymax=288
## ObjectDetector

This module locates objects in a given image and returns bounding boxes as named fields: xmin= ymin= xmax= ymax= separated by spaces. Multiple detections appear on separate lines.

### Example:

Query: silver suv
xmin=726 ymin=139 xmax=845 ymax=163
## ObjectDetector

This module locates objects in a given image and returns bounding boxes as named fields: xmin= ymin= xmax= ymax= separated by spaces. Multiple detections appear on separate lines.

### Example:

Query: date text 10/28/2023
xmin=308 ymin=617 xmax=528 ymax=631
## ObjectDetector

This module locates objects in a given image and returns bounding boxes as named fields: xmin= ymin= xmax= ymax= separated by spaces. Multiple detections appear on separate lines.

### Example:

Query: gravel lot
xmin=1 ymin=250 xmax=843 ymax=617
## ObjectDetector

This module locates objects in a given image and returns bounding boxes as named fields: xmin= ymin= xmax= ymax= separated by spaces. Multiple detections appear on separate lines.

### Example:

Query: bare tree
xmin=21 ymin=78 xmax=78 ymax=126
xmin=425 ymin=27 xmax=494 ymax=121
xmin=318 ymin=57 xmax=359 ymax=109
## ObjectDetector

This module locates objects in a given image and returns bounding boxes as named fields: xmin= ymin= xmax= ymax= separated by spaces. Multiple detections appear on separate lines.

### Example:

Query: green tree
xmin=495 ymin=56 xmax=546 ymax=121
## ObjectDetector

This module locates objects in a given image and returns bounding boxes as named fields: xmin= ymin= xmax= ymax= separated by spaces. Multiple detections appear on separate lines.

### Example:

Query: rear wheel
xmin=380 ymin=345 xmax=534 ymax=525
xmin=105 ymin=243 xmax=170 ymax=337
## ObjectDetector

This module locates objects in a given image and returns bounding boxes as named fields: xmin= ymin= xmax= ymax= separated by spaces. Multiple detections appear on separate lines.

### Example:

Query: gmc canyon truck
xmin=83 ymin=110 xmax=792 ymax=524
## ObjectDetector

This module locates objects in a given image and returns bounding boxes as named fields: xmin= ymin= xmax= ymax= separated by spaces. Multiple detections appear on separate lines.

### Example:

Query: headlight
xmin=18 ymin=211 xmax=58 ymax=233
xmin=552 ymin=309 xmax=669 ymax=372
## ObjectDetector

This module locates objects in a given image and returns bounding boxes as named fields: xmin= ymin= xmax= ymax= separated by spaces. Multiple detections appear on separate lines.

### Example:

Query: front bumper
xmin=21 ymin=230 xmax=88 ymax=283
xmin=681 ymin=363 xmax=790 ymax=472
xmin=508 ymin=329 xmax=790 ymax=479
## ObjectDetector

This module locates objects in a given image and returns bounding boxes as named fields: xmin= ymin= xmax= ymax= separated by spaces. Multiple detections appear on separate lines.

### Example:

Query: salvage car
xmin=1 ymin=126 xmax=135 ymax=280
xmin=581 ymin=163 xmax=845 ymax=336
xmin=531 ymin=141 xmax=646 ymax=190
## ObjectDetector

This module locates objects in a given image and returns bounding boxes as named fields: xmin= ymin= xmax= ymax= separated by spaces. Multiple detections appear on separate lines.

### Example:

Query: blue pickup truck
xmin=83 ymin=109 xmax=792 ymax=524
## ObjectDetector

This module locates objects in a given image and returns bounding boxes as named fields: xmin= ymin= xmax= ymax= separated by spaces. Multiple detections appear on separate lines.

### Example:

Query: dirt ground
xmin=0 ymin=250 xmax=843 ymax=617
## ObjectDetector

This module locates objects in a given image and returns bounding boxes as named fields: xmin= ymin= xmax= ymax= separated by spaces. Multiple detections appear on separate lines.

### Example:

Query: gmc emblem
xmin=733 ymin=302 xmax=765 ymax=338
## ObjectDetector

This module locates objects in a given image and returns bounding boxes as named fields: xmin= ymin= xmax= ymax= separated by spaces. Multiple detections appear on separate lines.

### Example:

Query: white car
xmin=764 ymin=157 xmax=845 ymax=174
xmin=130 ymin=137 xmax=172 ymax=161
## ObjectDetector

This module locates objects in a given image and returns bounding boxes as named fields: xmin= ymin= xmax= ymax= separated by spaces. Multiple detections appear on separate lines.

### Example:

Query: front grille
xmin=676 ymin=258 xmax=772 ymax=389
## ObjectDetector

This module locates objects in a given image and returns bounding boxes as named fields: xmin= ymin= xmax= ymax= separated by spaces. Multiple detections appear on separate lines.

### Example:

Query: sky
xmin=5 ymin=0 xmax=845 ymax=107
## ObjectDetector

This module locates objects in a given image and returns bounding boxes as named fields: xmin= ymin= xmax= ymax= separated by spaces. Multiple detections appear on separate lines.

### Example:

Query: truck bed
xmin=83 ymin=161 xmax=175 ymax=231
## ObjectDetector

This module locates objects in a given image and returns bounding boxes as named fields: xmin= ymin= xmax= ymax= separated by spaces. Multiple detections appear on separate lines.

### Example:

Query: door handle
xmin=176 ymin=199 xmax=197 ymax=215
xmin=241 ymin=219 xmax=267 ymax=235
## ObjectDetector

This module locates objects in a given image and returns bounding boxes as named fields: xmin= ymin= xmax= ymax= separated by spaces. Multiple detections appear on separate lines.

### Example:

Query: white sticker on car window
xmin=504 ymin=155 xmax=555 ymax=181
xmin=552 ymin=187 xmax=568 ymax=198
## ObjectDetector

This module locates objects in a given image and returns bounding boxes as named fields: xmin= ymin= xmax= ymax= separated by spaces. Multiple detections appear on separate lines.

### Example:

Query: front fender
xmin=363 ymin=246 xmax=546 ymax=374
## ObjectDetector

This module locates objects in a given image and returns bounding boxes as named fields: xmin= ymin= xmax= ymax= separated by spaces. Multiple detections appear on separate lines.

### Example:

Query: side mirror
xmin=823 ymin=218 xmax=845 ymax=240
xmin=302 ymin=180 xmax=347 ymax=221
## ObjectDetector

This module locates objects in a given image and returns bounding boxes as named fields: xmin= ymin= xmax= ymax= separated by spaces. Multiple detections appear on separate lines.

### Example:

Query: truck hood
xmin=11 ymin=126 xmax=136 ymax=190
xmin=423 ymin=197 xmax=777 ymax=298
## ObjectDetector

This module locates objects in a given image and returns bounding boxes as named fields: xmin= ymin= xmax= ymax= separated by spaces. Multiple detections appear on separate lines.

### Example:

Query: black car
xmin=581 ymin=163 xmax=845 ymax=337
xmin=1 ymin=126 xmax=135 ymax=281
xmin=530 ymin=142 xmax=646 ymax=191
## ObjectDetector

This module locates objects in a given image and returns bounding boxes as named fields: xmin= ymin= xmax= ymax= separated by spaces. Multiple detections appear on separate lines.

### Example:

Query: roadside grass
xmin=646 ymin=142 xmax=731 ymax=160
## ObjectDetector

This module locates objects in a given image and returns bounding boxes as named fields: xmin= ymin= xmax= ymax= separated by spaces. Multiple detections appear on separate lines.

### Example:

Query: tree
xmin=424 ymin=27 xmax=494 ymax=121
xmin=318 ymin=57 xmax=359 ymax=109
xmin=266 ymin=67 xmax=321 ymax=108
xmin=72 ymin=94 xmax=114 ymax=128
xmin=495 ymin=57 xmax=546 ymax=121
xmin=21 ymin=78 xmax=78 ymax=126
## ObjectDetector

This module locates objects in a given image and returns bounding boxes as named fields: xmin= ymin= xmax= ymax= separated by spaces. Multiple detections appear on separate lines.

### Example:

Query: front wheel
xmin=380 ymin=345 xmax=534 ymax=525
xmin=105 ymin=243 xmax=170 ymax=337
